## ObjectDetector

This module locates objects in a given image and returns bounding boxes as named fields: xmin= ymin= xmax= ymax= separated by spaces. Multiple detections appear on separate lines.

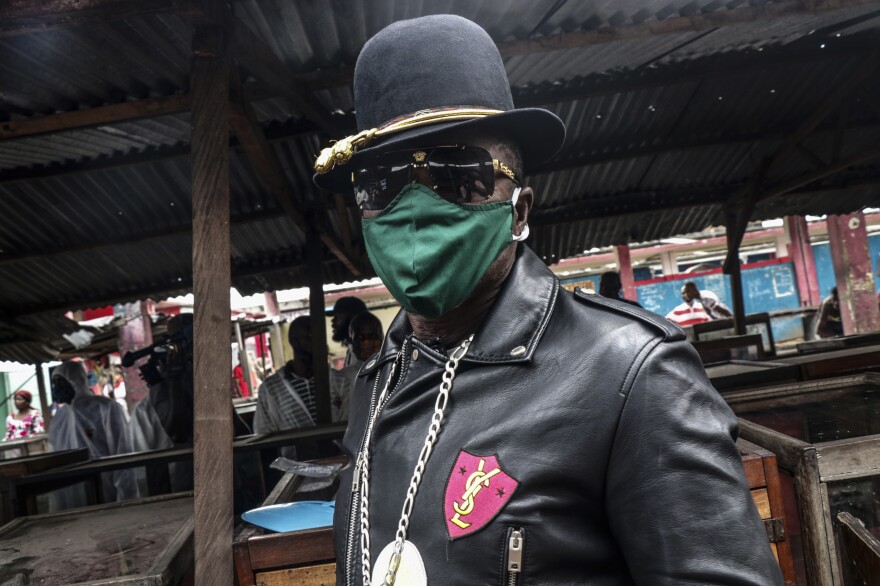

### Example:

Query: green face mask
xmin=362 ymin=183 xmax=519 ymax=318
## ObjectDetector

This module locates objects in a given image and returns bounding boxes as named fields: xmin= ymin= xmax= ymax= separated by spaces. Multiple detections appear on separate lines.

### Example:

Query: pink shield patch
xmin=444 ymin=451 xmax=518 ymax=540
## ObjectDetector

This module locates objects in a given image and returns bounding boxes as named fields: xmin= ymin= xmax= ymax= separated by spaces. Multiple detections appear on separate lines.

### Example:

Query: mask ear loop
xmin=510 ymin=187 xmax=529 ymax=242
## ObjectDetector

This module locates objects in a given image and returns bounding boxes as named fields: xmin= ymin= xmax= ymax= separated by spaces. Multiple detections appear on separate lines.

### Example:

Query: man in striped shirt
xmin=254 ymin=316 xmax=318 ymax=451
xmin=665 ymin=282 xmax=713 ymax=327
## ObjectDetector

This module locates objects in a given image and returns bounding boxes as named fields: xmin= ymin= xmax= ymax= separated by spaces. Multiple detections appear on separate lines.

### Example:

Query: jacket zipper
xmin=345 ymin=339 xmax=409 ymax=586
xmin=505 ymin=527 xmax=525 ymax=586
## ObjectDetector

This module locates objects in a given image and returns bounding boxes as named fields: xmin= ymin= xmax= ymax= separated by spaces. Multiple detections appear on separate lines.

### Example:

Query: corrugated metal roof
xmin=2 ymin=0 xmax=880 ymax=361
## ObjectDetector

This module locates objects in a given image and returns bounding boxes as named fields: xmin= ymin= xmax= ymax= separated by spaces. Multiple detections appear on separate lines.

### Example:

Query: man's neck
xmin=407 ymin=252 xmax=514 ymax=350
xmin=287 ymin=359 xmax=313 ymax=379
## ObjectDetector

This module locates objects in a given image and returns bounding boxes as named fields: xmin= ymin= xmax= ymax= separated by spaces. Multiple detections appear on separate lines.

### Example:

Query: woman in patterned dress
xmin=4 ymin=389 xmax=45 ymax=442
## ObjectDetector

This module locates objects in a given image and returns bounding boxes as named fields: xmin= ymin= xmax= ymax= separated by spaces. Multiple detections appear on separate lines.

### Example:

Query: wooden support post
xmin=827 ymin=211 xmax=880 ymax=335
xmin=34 ymin=363 xmax=51 ymax=431
xmin=786 ymin=216 xmax=821 ymax=306
xmin=724 ymin=206 xmax=749 ymax=336
xmin=306 ymin=224 xmax=332 ymax=425
xmin=614 ymin=244 xmax=636 ymax=301
xmin=191 ymin=23 xmax=232 ymax=586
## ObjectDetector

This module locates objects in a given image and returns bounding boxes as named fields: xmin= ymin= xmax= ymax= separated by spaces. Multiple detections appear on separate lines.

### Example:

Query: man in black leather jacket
xmin=313 ymin=14 xmax=783 ymax=586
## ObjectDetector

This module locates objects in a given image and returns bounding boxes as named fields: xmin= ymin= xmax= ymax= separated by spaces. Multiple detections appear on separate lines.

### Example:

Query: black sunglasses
xmin=352 ymin=146 xmax=518 ymax=211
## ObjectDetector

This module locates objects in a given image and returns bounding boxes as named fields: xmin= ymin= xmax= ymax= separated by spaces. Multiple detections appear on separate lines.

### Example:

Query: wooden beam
xmin=0 ymin=118 xmax=320 ymax=184
xmin=764 ymin=50 xmax=880 ymax=170
xmin=227 ymin=16 xmax=342 ymax=137
xmin=0 ymin=94 xmax=191 ymax=140
xmin=0 ymin=0 xmax=201 ymax=38
xmin=760 ymin=145 xmax=880 ymax=202
xmin=10 ymin=251 xmax=311 ymax=318
xmin=228 ymin=90 xmax=362 ymax=275
xmin=495 ymin=0 xmax=880 ymax=58
xmin=537 ymin=118 xmax=880 ymax=175
xmin=0 ymin=208 xmax=277 ymax=267
xmin=190 ymin=20 xmax=232 ymax=586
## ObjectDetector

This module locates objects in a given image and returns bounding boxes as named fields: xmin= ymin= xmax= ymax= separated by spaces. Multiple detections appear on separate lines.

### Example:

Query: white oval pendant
xmin=371 ymin=540 xmax=427 ymax=586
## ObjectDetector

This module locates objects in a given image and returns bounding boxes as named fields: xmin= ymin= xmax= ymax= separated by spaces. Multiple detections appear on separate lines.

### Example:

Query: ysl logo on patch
xmin=444 ymin=451 xmax=518 ymax=539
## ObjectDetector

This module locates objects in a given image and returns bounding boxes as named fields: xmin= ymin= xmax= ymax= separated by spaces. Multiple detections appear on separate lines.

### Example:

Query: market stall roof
xmin=1 ymin=0 xmax=879 ymax=361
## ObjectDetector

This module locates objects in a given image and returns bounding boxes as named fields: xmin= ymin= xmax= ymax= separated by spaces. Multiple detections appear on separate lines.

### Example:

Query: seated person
xmin=816 ymin=286 xmax=843 ymax=338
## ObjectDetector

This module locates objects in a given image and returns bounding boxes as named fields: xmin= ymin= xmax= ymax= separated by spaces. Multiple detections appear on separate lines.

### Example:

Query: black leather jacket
xmin=334 ymin=246 xmax=783 ymax=585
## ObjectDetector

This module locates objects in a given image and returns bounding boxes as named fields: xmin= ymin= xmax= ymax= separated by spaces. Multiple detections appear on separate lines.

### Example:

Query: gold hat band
xmin=314 ymin=107 xmax=504 ymax=174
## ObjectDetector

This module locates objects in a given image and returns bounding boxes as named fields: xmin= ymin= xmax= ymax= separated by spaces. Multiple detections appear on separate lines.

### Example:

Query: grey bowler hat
xmin=312 ymin=14 xmax=566 ymax=193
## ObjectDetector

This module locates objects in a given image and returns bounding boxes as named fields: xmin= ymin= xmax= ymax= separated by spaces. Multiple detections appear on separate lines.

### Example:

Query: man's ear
xmin=513 ymin=186 xmax=534 ymax=238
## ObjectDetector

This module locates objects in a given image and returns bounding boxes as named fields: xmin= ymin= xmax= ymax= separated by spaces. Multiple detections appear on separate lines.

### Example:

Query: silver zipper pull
xmin=351 ymin=452 xmax=365 ymax=493
xmin=507 ymin=529 xmax=523 ymax=574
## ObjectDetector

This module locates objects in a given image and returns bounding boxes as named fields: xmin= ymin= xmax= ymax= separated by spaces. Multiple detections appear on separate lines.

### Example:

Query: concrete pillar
xmin=827 ymin=211 xmax=880 ymax=335
xmin=263 ymin=291 xmax=281 ymax=317
xmin=661 ymin=251 xmax=677 ymax=276
xmin=615 ymin=244 xmax=636 ymax=301
xmin=785 ymin=216 xmax=821 ymax=306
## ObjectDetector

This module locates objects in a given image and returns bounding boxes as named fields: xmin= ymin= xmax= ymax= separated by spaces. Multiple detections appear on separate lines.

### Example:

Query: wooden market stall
xmin=1 ymin=2 xmax=880 ymax=584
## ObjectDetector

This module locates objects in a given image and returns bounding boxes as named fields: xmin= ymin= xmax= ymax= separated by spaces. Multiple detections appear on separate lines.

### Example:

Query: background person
xmin=666 ymin=282 xmax=713 ymax=326
xmin=598 ymin=271 xmax=641 ymax=307
xmin=4 ymin=390 xmax=45 ymax=458
xmin=330 ymin=296 xmax=367 ymax=366
xmin=254 ymin=316 xmax=316 ymax=456
xmin=49 ymin=360 xmax=138 ymax=509
xmin=330 ymin=311 xmax=384 ymax=421
xmin=816 ymin=286 xmax=844 ymax=338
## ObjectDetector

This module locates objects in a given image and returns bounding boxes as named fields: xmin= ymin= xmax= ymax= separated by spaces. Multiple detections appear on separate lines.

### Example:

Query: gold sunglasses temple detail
xmin=493 ymin=159 xmax=517 ymax=183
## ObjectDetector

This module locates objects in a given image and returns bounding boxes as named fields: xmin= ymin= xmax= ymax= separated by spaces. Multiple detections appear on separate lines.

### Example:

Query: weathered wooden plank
xmin=228 ymin=94 xmax=361 ymax=276
xmin=0 ymin=94 xmax=191 ymax=139
xmin=247 ymin=528 xmax=334 ymax=571
xmin=795 ymin=449 xmax=837 ymax=586
xmin=0 ymin=0 xmax=201 ymax=38
xmin=837 ymin=512 xmax=880 ymax=586
xmin=191 ymin=18 xmax=233 ymax=586
xmin=256 ymin=563 xmax=335 ymax=586
xmin=816 ymin=435 xmax=880 ymax=482
xmin=751 ymin=488 xmax=771 ymax=520
xmin=740 ymin=453 xmax=767 ymax=490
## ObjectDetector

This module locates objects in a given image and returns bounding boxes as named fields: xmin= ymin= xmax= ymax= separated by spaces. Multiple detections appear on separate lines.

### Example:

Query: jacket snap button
xmin=366 ymin=359 xmax=376 ymax=369
xmin=412 ymin=349 xmax=420 ymax=362
xmin=510 ymin=345 xmax=526 ymax=357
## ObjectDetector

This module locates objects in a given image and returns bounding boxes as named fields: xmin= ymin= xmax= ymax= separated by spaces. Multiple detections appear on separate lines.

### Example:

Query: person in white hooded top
xmin=49 ymin=361 xmax=138 ymax=510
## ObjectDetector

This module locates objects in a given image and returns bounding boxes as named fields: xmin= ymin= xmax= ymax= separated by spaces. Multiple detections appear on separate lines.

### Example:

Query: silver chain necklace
xmin=356 ymin=335 xmax=474 ymax=586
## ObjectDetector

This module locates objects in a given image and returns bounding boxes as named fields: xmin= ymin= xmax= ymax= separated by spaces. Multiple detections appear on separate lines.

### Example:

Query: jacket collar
xmin=361 ymin=245 xmax=558 ymax=375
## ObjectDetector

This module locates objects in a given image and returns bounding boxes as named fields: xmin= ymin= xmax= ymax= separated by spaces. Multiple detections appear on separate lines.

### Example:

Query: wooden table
xmin=728 ymin=374 xmax=880 ymax=586
xmin=707 ymin=360 xmax=801 ymax=392
xmin=6 ymin=423 xmax=346 ymax=520
xmin=796 ymin=332 xmax=880 ymax=354
xmin=234 ymin=457 xmax=344 ymax=586
xmin=0 ymin=434 xmax=49 ymax=460
xmin=0 ymin=492 xmax=193 ymax=585
xmin=0 ymin=448 xmax=89 ymax=524
xmin=775 ymin=343 xmax=880 ymax=380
